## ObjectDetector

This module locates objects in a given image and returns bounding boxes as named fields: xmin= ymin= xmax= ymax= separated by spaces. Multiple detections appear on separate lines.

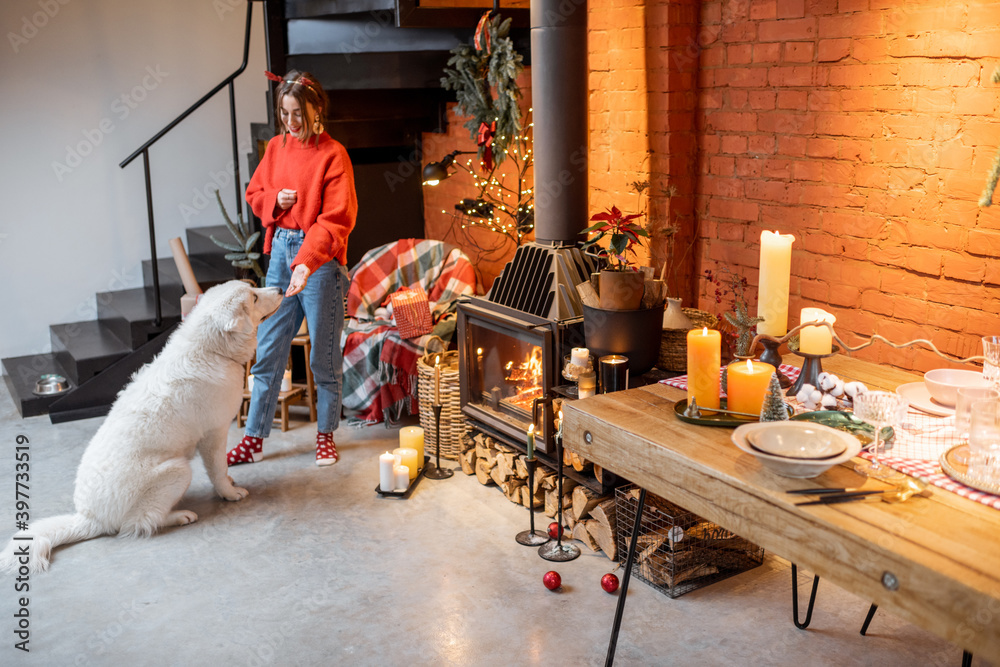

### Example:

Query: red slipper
xmin=228 ymin=435 xmax=263 ymax=466
xmin=316 ymin=432 xmax=339 ymax=466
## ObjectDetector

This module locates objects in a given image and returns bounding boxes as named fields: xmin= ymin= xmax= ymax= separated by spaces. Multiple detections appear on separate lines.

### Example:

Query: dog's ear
xmin=222 ymin=289 xmax=254 ymax=333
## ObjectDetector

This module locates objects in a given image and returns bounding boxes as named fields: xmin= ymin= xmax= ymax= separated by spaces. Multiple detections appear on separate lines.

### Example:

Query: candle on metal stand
xmin=799 ymin=307 xmax=836 ymax=355
xmin=379 ymin=451 xmax=395 ymax=492
xmin=434 ymin=354 xmax=441 ymax=406
xmin=757 ymin=230 xmax=795 ymax=336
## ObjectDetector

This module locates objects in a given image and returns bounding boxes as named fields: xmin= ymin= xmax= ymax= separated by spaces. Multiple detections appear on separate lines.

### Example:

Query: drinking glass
xmin=853 ymin=390 xmax=908 ymax=480
xmin=968 ymin=399 xmax=1000 ymax=484
xmin=983 ymin=335 xmax=1000 ymax=388
xmin=953 ymin=387 xmax=1000 ymax=465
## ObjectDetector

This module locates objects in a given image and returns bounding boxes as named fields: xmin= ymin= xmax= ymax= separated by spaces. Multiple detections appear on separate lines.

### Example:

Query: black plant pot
xmin=582 ymin=304 xmax=665 ymax=376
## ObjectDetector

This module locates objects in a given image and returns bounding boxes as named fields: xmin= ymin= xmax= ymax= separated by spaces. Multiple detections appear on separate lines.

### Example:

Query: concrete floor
xmin=0 ymin=384 xmax=986 ymax=667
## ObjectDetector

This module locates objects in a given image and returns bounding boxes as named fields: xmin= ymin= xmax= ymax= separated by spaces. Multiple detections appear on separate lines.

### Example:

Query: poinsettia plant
xmin=580 ymin=206 xmax=649 ymax=272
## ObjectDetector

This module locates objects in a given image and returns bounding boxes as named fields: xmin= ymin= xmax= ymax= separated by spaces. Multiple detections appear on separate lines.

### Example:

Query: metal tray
xmin=375 ymin=456 xmax=431 ymax=499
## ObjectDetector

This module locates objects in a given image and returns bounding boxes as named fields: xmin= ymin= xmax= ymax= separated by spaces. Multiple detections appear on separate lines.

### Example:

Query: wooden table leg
xmin=605 ymin=487 xmax=646 ymax=667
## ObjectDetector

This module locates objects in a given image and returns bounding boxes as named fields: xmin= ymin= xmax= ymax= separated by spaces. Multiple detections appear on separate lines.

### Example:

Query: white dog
xmin=0 ymin=280 xmax=282 ymax=573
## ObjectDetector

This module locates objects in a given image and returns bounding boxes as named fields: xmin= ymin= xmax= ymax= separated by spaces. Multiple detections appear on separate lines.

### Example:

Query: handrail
xmin=119 ymin=1 xmax=257 ymax=326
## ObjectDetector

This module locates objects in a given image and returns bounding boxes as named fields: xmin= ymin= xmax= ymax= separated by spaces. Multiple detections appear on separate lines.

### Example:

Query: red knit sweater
xmin=246 ymin=133 xmax=358 ymax=272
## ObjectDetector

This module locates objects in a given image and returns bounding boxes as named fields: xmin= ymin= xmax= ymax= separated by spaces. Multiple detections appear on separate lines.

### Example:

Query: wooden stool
xmin=290 ymin=333 xmax=317 ymax=422
xmin=238 ymin=359 xmax=308 ymax=432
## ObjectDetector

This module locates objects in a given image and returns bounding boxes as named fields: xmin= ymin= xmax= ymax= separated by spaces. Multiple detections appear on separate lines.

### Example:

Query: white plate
xmin=731 ymin=422 xmax=861 ymax=479
xmin=746 ymin=422 xmax=847 ymax=459
xmin=897 ymin=382 xmax=954 ymax=417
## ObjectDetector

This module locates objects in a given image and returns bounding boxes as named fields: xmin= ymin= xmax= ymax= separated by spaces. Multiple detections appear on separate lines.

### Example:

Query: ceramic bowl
xmin=731 ymin=422 xmax=861 ymax=479
xmin=923 ymin=369 xmax=989 ymax=407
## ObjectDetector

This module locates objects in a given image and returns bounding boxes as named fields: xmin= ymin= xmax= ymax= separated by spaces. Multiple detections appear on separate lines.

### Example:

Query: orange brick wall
xmin=694 ymin=0 xmax=1000 ymax=372
xmin=422 ymin=72 xmax=533 ymax=293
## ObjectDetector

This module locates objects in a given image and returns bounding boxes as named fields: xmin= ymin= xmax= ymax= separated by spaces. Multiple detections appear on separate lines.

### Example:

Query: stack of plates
xmin=731 ymin=422 xmax=862 ymax=479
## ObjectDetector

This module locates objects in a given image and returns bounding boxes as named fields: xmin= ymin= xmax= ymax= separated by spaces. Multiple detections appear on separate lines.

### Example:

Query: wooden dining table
xmin=561 ymin=355 xmax=1000 ymax=663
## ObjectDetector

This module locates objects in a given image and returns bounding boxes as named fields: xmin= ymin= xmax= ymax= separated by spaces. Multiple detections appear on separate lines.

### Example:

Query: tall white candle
xmin=526 ymin=424 xmax=535 ymax=460
xmin=379 ymin=452 xmax=395 ymax=492
xmin=757 ymin=230 xmax=795 ymax=336
xmin=434 ymin=354 xmax=441 ymax=406
xmin=799 ymin=307 xmax=836 ymax=355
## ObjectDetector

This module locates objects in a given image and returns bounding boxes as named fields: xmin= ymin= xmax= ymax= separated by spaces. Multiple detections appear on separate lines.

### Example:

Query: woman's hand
xmin=286 ymin=264 xmax=311 ymax=297
xmin=276 ymin=189 xmax=298 ymax=210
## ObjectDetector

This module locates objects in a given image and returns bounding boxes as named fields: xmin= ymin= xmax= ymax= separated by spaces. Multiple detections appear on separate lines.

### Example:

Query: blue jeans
xmin=245 ymin=227 xmax=347 ymax=437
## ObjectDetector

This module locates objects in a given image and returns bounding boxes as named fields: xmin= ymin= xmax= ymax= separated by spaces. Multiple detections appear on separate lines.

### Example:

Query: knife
xmin=795 ymin=491 xmax=886 ymax=506
xmin=787 ymin=487 xmax=870 ymax=495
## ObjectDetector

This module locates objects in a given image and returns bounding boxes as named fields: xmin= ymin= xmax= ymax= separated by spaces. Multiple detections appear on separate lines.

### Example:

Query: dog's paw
xmin=167 ymin=510 xmax=198 ymax=526
xmin=220 ymin=485 xmax=249 ymax=502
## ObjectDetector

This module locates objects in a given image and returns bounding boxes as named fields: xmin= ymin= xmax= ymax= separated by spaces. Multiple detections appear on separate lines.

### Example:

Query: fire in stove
xmin=500 ymin=347 xmax=544 ymax=411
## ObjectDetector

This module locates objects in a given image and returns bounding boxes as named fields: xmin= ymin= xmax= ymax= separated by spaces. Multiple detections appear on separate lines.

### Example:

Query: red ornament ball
xmin=543 ymin=570 xmax=562 ymax=590
xmin=548 ymin=522 xmax=563 ymax=540
xmin=601 ymin=573 xmax=620 ymax=593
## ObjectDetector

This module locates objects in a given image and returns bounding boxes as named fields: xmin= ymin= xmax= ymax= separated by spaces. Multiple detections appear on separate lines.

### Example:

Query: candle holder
xmin=787 ymin=345 xmax=840 ymax=397
xmin=538 ymin=430 xmax=581 ymax=562
xmin=758 ymin=338 xmax=791 ymax=388
xmin=424 ymin=404 xmax=454 ymax=480
xmin=516 ymin=457 xmax=549 ymax=546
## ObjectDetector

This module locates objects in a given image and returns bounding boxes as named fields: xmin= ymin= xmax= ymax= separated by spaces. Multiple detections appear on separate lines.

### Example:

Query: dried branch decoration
xmin=749 ymin=321 xmax=985 ymax=366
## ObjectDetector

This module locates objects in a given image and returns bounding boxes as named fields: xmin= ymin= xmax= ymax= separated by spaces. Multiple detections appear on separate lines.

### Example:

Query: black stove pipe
xmin=530 ymin=0 xmax=588 ymax=246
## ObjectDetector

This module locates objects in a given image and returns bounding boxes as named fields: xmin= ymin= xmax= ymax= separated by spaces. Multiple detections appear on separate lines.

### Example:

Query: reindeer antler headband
xmin=265 ymin=70 xmax=319 ymax=96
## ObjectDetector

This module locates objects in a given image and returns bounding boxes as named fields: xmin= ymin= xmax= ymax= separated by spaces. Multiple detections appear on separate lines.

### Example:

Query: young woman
xmin=228 ymin=70 xmax=357 ymax=467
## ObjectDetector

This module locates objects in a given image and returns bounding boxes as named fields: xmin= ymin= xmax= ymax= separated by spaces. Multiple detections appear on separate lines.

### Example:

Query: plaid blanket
xmin=341 ymin=239 xmax=476 ymax=424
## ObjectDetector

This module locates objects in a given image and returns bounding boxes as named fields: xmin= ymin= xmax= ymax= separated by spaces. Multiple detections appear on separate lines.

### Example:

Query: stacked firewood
xmin=459 ymin=432 xmax=619 ymax=560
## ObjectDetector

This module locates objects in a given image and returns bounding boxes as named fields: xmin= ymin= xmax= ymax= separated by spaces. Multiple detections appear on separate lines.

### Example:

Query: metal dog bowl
xmin=33 ymin=374 xmax=70 ymax=396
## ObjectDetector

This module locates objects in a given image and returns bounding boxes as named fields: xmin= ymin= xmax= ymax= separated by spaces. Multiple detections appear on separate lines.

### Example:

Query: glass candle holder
xmin=599 ymin=355 xmax=629 ymax=394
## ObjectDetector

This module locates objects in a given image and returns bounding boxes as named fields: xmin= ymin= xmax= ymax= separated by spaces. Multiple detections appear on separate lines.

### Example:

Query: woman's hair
xmin=274 ymin=70 xmax=330 ymax=145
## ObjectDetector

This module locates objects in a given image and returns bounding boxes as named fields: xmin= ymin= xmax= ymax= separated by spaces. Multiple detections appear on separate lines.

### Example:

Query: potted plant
xmin=579 ymin=205 xmax=664 ymax=376
xmin=580 ymin=205 xmax=649 ymax=310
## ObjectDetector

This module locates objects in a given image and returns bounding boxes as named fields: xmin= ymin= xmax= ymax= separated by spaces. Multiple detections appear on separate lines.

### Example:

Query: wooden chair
xmin=290 ymin=330 xmax=317 ymax=423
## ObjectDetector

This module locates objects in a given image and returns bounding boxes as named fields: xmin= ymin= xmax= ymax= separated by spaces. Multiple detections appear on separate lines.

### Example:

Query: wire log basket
xmin=616 ymin=484 xmax=764 ymax=598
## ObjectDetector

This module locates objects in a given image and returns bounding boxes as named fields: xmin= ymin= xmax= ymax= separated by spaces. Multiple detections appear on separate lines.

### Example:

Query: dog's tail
xmin=0 ymin=514 xmax=105 ymax=574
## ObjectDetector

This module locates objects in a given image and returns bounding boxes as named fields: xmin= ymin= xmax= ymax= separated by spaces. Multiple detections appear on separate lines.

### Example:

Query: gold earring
xmin=313 ymin=115 xmax=322 ymax=133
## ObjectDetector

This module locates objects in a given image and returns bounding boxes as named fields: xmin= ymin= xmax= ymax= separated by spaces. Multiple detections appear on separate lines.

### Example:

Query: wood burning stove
xmin=458 ymin=296 xmax=585 ymax=458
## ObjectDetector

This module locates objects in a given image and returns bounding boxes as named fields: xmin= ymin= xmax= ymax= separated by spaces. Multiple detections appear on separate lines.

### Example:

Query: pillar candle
xmin=799 ymin=307 xmax=836 ymax=355
xmin=379 ymin=451 xmax=395 ymax=492
xmin=393 ymin=447 xmax=419 ymax=480
xmin=757 ymin=230 xmax=795 ymax=336
xmin=393 ymin=464 xmax=409 ymax=491
xmin=526 ymin=424 xmax=535 ymax=459
xmin=571 ymin=347 xmax=589 ymax=367
xmin=726 ymin=359 xmax=776 ymax=416
xmin=686 ymin=328 xmax=721 ymax=411
xmin=399 ymin=426 xmax=425 ymax=468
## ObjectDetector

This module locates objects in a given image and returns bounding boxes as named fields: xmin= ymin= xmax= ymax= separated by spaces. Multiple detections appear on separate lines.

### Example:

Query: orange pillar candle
xmin=727 ymin=359 xmax=776 ymax=416
xmin=799 ymin=307 xmax=836 ymax=355
xmin=687 ymin=328 xmax=721 ymax=411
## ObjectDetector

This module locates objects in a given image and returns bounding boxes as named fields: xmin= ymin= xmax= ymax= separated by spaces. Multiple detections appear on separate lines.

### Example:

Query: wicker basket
xmin=657 ymin=308 xmax=719 ymax=372
xmin=417 ymin=349 xmax=467 ymax=460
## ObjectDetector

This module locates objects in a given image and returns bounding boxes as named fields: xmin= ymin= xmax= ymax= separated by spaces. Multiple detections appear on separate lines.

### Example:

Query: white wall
xmin=0 ymin=0 xmax=269 ymax=361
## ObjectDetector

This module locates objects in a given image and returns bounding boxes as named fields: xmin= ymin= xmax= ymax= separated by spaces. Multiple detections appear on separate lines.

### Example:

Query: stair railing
xmin=119 ymin=1 xmax=258 ymax=327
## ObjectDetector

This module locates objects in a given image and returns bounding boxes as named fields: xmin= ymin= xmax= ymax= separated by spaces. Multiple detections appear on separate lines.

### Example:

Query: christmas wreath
xmin=441 ymin=13 xmax=523 ymax=172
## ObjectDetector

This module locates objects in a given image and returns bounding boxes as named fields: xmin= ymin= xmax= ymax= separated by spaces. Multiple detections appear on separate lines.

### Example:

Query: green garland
xmin=441 ymin=14 xmax=523 ymax=170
